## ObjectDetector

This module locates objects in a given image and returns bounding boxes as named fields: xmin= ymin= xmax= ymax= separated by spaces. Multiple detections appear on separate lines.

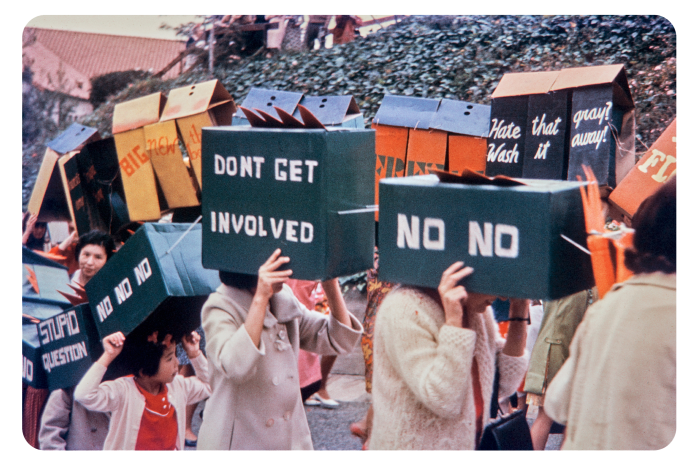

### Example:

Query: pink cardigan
xmin=74 ymin=354 xmax=211 ymax=450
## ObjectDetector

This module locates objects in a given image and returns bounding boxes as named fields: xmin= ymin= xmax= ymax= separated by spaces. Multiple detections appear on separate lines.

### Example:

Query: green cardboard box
xmin=23 ymin=300 xmax=65 ymax=389
xmin=201 ymin=126 xmax=375 ymax=280
xmin=85 ymin=223 xmax=221 ymax=340
xmin=378 ymin=174 xmax=594 ymax=300
xmin=37 ymin=304 xmax=102 ymax=391
xmin=23 ymin=323 xmax=47 ymax=389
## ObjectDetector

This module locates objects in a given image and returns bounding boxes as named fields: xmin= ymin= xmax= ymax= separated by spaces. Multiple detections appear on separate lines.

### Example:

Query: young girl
xmin=74 ymin=330 xmax=211 ymax=450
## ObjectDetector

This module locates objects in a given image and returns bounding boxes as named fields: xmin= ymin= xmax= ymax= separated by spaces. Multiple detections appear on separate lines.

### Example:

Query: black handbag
xmin=477 ymin=366 xmax=534 ymax=450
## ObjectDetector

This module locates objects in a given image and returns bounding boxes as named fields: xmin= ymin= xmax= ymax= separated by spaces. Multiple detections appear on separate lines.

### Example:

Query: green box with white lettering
xmin=201 ymin=126 xmax=375 ymax=280
xmin=85 ymin=223 xmax=221 ymax=340
xmin=37 ymin=304 xmax=102 ymax=391
xmin=378 ymin=174 xmax=594 ymax=300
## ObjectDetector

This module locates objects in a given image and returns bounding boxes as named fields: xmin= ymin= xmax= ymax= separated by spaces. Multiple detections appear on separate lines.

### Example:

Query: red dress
xmin=134 ymin=382 xmax=178 ymax=450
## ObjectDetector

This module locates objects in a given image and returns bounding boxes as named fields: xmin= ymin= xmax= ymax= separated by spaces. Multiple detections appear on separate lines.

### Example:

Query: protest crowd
xmin=21 ymin=15 xmax=676 ymax=452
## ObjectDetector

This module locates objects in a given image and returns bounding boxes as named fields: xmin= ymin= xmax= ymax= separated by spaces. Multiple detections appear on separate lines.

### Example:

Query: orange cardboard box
xmin=112 ymin=93 xmax=165 ymax=222
xmin=372 ymin=95 xmax=491 ymax=221
xmin=160 ymin=80 xmax=235 ymax=188
xmin=372 ymin=123 xmax=408 ymax=221
xmin=405 ymin=128 xmax=447 ymax=176
xmin=609 ymin=118 xmax=676 ymax=219
xmin=449 ymin=134 xmax=487 ymax=174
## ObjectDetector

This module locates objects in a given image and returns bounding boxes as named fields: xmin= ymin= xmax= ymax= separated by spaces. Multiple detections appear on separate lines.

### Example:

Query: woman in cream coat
xmin=197 ymin=249 xmax=363 ymax=450
xmin=545 ymin=177 xmax=676 ymax=450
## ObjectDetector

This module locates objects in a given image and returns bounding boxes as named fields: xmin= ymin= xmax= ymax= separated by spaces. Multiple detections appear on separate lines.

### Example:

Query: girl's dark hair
xmin=624 ymin=176 xmax=676 ymax=274
xmin=219 ymin=270 xmax=258 ymax=290
xmin=122 ymin=334 xmax=169 ymax=377
xmin=22 ymin=212 xmax=47 ymax=233
xmin=75 ymin=230 xmax=116 ymax=261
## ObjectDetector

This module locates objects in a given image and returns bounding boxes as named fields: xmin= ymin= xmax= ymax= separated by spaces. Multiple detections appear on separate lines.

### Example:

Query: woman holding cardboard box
xmin=544 ymin=177 xmax=676 ymax=449
xmin=369 ymin=262 xmax=530 ymax=449
xmin=196 ymin=248 xmax=363 ymax=450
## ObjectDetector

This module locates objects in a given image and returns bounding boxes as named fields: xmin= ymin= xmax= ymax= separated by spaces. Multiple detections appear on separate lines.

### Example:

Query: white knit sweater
xmin=370 ymin=287 xmax=528 ymax=450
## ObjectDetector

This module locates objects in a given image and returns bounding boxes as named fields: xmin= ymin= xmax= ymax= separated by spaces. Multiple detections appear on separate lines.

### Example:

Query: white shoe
xmin=312 ymin=393 xmax=340 ymax=409
xmin=304 ymin=397 xmax=321 ymax=406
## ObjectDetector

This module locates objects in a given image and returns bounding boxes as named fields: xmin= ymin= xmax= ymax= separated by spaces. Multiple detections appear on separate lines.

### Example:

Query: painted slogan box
xmin=37 ymin=304 xmax=102 ymax=391
xmin=85 ymin=223 xmax=220 ymax=340
xmin=486 ymin=65 xmax=635 ymax=187
xmin=609 ymin=118 xmax=676 ymax=220
xmin=201 ymin=126 xmax=375 ymax=280
xmin=378 ymin=174 xmax=594 ymax=300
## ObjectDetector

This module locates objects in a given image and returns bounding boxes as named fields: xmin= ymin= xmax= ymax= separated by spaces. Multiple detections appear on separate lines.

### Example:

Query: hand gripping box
xmin=201 ymin=126 xmax=375 ymax=280
xmin=85 ymin=223 xmax=221 ymax=340
xmin=609 ymin=118 xmax=676 ymax=220
xmin=378 ymin=173 xmax=594 ymax=300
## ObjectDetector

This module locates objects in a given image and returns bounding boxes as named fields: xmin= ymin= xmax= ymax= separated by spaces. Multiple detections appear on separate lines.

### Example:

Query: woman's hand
xmin=437 ymin=262 xmax=474 ymax=328
xmin=246 ymin=249 xmax=293 ymax=348
xmin=98 ymin=332 xmax=125 ymax=366
xmin=182 ymin=330 xmax=202 ymax=359
xmin=22 ymin=213 xmax=38 ymax=244
xmin=255 ymin=248 xmax=293 ymax=300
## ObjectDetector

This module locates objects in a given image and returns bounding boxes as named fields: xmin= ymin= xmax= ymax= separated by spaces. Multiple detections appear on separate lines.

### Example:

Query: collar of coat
xmin=611 ymin=271 xmax=676 ymax=293
xmin=217 ymin=283 xmax=305 ymax=328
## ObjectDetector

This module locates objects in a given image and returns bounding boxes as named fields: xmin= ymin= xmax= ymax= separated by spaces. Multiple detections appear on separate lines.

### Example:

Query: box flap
xmin=294 ymin=95 xmax=362 ymax=126
xmin=161 ymin=79 xmax=234 ymax=121
xmin=551 ymin=64 xmax=626 ymax=90
xmin=551 ymin=64 xmax=634 ymax=108
xmin=431 ymin=168 xmax=526 ymax=187
xmin=234 ymin=87 xmax=302 ymax=119
xmin=491 ymin=71 xmax=560 ymax=98
xmin=112 ymin=93 xmax=166 ymax=134
xmin=374 ymin=95 xmax=440 ymax=129
xmin=47 ymin=123 xmax=100 ymax=154
xmin=429 ymin=99 xmax=491 ymax=136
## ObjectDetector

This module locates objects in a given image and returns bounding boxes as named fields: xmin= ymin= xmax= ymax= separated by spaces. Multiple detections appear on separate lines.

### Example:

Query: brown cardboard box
xmin=112 ymin=93 xmax=165 ymax=221
xmin=27 ymin=123 xmax=100 ymax=223
xmin=609 ymin=118 xmax=676 ymax=219
xmin=160 ymin=80 xmax=235 ymax=189
xmin=143 ymin=120 xmax=199 ymax=209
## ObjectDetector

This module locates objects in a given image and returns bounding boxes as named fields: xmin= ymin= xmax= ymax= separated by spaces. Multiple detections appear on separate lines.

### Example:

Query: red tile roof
xmin=24 ymin=27 xmax=186 ymax=100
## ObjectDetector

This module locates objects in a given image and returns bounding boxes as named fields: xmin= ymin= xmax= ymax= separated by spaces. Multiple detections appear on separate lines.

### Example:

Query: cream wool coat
xmin=196 ymin=283 xmax=363 ymax=450
xmin=370 ymin=287 xmax=529 ymax=450
xmin=545 ymin=273 xmax=676 ymax=450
